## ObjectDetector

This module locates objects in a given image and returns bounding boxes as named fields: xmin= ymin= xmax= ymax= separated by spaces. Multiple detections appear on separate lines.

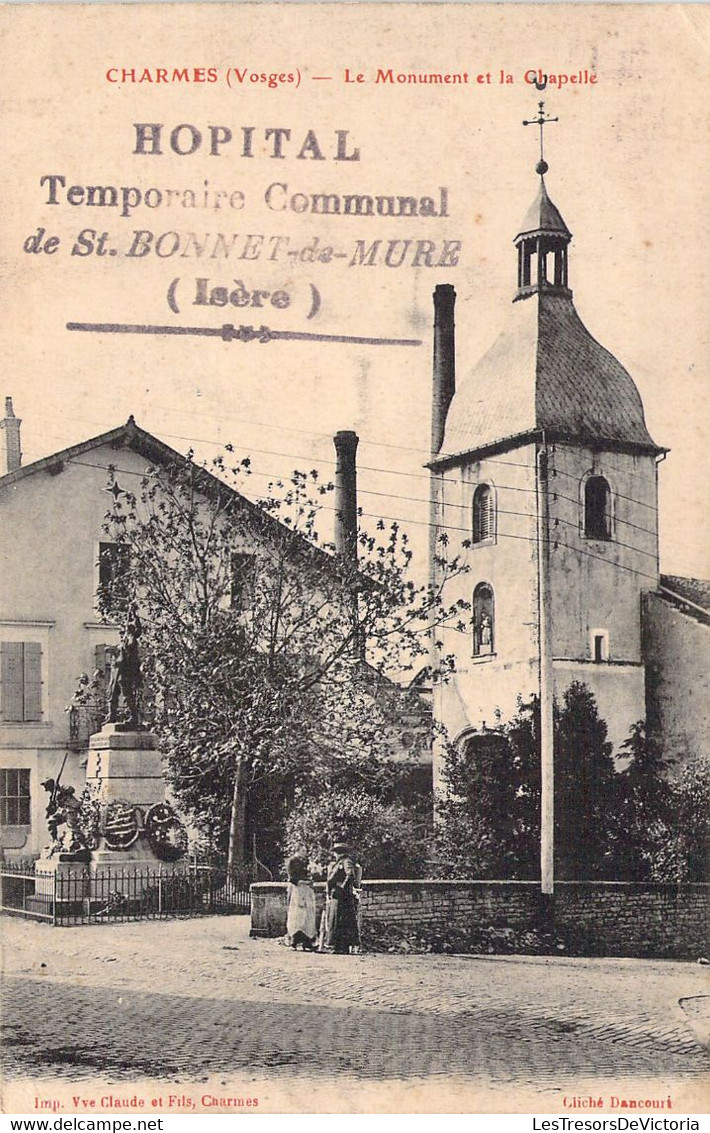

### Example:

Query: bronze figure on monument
xmin=105 ymin=601 xmax=143 ymax=729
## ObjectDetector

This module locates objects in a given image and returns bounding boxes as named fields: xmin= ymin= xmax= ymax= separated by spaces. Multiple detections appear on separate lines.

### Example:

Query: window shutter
xmin=480 ymin=494 xmax=491 ymax=540
xmin=18 ymin=768 xmax=31 ymax=824
xmin=473 ymin=485 xmax=494 ymax=544
xmin=23 ymin=642 xmax=43 ymax=722
xmin=1 ymin=642 xmax=25 ymax=722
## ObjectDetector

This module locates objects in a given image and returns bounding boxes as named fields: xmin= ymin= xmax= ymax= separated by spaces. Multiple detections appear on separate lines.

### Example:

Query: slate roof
xmin=438 ymin=291 xmax=663 ymax=463
xmin=515 ymin=178 xmax=571 ymax=242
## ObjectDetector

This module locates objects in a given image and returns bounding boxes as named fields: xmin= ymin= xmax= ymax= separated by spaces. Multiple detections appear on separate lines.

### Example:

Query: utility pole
xmin=536 ymin=442 xmax=555 ymax=895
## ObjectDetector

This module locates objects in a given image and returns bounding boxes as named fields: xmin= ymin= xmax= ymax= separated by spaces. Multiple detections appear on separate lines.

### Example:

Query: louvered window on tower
xmin=584 ymin=476 xmax=612 ymax=540
xmin=0 ymin=642 xmax=42 ymax=722
xmin=472 ymin=484 xmax=495 ymax=544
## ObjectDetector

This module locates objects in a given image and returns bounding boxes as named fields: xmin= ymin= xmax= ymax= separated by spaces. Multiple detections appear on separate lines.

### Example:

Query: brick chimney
xmin=1 ymin=397 xmax=22 ymax=475
xmin=431 ymin=284 xmax=456 ymax=455
xmin=333 ymin=429 xmax=359 ymax=563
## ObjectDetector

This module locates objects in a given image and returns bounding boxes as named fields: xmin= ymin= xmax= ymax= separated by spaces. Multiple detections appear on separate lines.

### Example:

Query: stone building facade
xmin=427 ymin=149 xmax=708 ymax=786
xmin=0 ymin=409 xmax=430 ymax=858
xmin=0 ymin=416 xmax=257 ymax=855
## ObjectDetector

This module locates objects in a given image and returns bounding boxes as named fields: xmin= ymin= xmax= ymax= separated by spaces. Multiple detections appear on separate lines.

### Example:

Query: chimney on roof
xmin=1 ymin=397 xmax=22 ymax=475
xmin=431 ymin=284 xmax=456 ymax=455
xmin=333 ymin=430 xmax=359 ymax=563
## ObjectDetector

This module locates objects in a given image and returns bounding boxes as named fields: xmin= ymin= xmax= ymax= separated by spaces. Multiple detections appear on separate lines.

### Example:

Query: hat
xmin=332 ymin=838 xmax=351 ymax=853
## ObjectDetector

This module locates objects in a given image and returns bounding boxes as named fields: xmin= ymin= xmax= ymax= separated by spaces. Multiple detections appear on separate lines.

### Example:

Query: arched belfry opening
xmin=515 ymin=219 xmax=570 ymax=297
xmin=514 ymin=102 xmax=572 ymax=302
xmin=583 ymin=474 xmax=613 ymax=540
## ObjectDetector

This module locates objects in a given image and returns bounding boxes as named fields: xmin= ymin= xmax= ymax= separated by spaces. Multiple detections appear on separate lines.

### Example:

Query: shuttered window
xmin=472 ymin=485 xmax=495 ymax=544
xmin=94 ymin=643 xmax=112 ymax=689
xmin=0 ymin=642 xmax=43 ymax=722
xmin=0 ymin=768 xmax=30 ymax=825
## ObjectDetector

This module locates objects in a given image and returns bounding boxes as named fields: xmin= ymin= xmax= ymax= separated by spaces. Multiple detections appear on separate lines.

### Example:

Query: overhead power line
xmin=24 ymin=415 xmax=662 ymax=526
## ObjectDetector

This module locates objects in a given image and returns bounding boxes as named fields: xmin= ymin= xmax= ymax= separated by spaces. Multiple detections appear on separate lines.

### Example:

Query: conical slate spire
xmin=515 ymin=177 xmax=571 ymax=243
xmin=429 ymin=107 xmax=662 ymax=464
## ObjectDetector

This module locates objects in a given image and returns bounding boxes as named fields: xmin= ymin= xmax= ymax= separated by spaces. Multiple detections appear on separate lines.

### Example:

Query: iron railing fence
xmin=0 ymin=859 xmax=251 ymax=925
xmin=0 ymin=862 xmax=49 ymax=920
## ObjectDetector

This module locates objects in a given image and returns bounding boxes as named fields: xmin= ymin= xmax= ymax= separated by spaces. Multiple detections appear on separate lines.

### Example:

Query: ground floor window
xmin=0 ymin=768 xmax=30 ymax=826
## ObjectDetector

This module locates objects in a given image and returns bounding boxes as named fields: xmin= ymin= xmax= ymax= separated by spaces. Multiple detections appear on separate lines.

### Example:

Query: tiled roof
xmin=0 ymin=417 xmax=335 ymax=569
xmin=440 ymin=291 xmax=661 ymax=461
xmin=660 ymin=575 xmax=710 ymax=613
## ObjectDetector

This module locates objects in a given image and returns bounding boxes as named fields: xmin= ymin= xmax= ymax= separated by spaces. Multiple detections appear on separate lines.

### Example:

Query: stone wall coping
xmin=250 ymin=879 xmax=710 ymax=893
xmin=553 ymin=880 xmax=710 ymax=892
xmin=361 ymin=879 xmax=541 ymax=890
xmin=251 ymin=881 xmax=321 ymax=890
xmin=250 ymin=879 xmax=539 ymax=891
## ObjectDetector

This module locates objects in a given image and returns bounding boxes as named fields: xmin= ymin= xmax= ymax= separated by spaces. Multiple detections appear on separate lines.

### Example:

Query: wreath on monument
xmin=145 ymin=802 xmax=188 ymax=862
xmin=75 ymin=783 xmax=102 ymax=851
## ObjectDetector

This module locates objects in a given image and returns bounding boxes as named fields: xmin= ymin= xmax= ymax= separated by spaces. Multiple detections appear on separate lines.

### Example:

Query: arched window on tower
xmin=473 ymin=582 xmax=495 ymax=657
xmin=472 ymin=484 xmax=496 ymax=544
xmin=583 ymin=475 xmax=613 ymax=540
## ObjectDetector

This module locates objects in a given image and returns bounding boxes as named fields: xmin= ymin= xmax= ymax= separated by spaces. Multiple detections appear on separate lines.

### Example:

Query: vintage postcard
xmin=0 ymin=1 xmax=708 ymax=1118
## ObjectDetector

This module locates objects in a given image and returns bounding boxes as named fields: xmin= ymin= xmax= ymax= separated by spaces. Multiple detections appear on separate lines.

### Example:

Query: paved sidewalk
xmin=2 ymin=915 xmax=708 ymax=1114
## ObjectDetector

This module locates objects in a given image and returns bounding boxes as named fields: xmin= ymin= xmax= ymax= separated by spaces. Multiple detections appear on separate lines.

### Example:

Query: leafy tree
xmin=611 ymin=720 xmax=674 ymax=880
xmin=553 ymin=681 xmax=619 ymax=880
xmin=283 ymin=787 xmax=430 ymax=880
xmin=649 ymin=756 xmax=710 ymax=883
xmin=433 ymin=696 xmax=540 ymax=879
xmin=100 ymin=450 xmax=466 ymax=873
xmin=433 ymin=728 xmax=522 ymax=879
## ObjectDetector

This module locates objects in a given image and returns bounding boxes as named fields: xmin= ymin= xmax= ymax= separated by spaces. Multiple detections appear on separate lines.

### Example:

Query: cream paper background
xmin=0 ymin=0 xmax=708 ymax=1116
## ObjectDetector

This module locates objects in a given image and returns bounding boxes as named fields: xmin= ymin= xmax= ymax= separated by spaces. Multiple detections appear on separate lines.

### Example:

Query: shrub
xmin=283 ymin=787 xmax=430 ymax=879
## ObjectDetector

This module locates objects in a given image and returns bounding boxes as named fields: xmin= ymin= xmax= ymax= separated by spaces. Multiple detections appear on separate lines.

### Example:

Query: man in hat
xmin=325 ymin=839 xmax=362 ymax=954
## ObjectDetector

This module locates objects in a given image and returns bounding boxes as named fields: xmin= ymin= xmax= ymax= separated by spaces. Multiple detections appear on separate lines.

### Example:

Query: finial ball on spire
xmin=536 ymin=160 xmax=549 ymax=176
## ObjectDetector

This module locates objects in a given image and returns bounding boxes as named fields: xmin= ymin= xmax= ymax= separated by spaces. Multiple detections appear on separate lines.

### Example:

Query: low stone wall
xmin=554 ymin=882 xmax=710 ymax=958
xmin=250 ymin=879 xmax=710 ymax=959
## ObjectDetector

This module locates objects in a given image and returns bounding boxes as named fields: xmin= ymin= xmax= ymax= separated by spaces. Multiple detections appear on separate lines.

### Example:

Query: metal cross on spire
xmin=523 ymin=100 xmax=558 ymax=175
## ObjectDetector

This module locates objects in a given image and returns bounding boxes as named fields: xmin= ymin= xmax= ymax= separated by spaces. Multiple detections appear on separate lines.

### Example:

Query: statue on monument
xmin=105 ymin=600 xmax=143 ymax=728
xmin=40 ymin=754 xmax=87 ymax=854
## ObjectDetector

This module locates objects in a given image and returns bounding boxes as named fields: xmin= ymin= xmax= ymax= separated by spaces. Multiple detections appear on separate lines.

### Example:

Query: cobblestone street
xmin=2 ymin=914 xmax=708 ymax=1114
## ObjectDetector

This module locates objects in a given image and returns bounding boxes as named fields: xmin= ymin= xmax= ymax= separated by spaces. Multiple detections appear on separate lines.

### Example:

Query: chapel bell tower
xmin=429 ymin=103 xmax=665 ymax=789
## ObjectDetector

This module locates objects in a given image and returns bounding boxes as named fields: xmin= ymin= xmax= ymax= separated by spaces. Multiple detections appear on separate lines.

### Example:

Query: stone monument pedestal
xmin=87 ymin=723 xmax=187 ymax=879
xmin=36 ymin=724 xmax=188 ymax=916
xmin=85 ymin=723 xmax=163 ymax=804
xmin=33 ymin=853 xmax=90 ymax=916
